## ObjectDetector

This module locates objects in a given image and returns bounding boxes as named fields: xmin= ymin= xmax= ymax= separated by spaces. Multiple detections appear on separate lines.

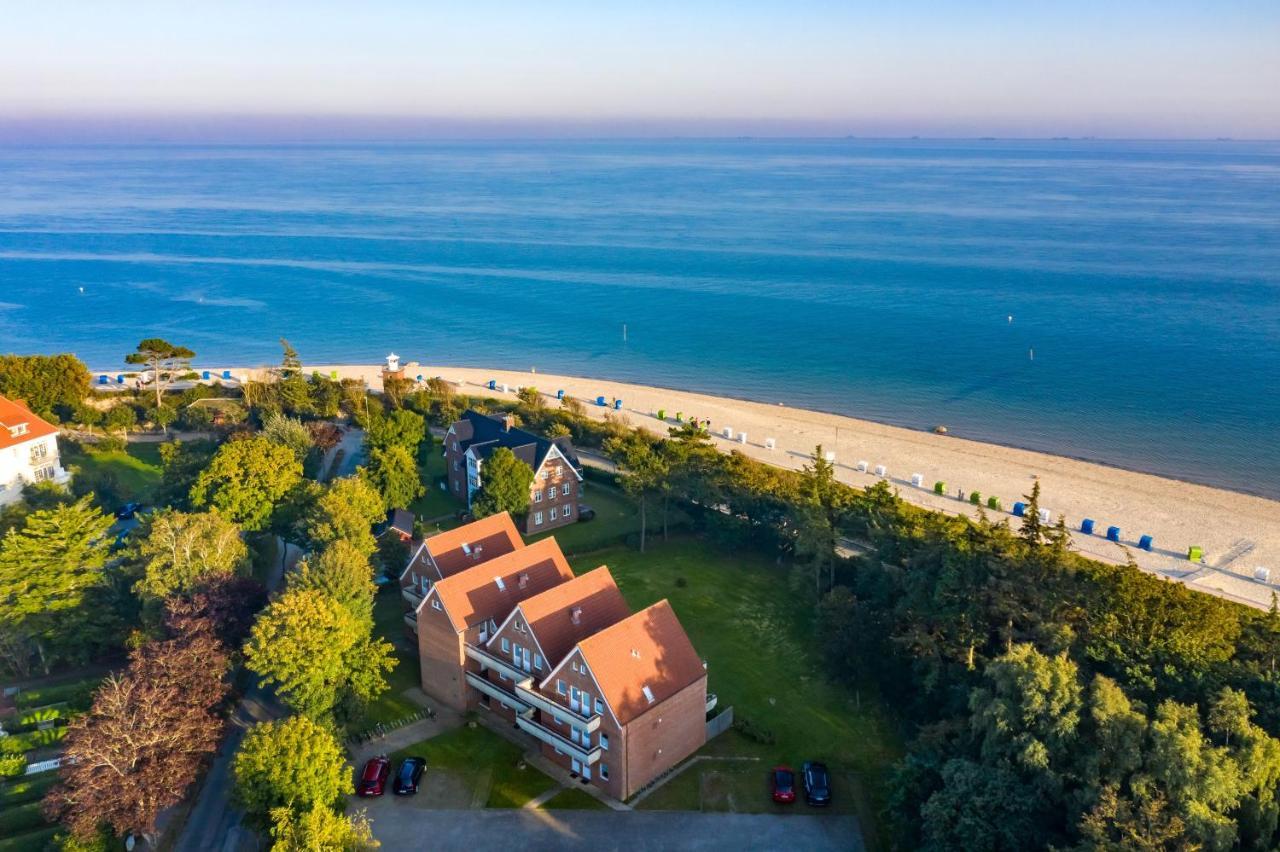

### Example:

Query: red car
xmin=357 ymin=756 xmax=391 ymax=797
xmin=770 ymin=765 xmax=796 ymax=804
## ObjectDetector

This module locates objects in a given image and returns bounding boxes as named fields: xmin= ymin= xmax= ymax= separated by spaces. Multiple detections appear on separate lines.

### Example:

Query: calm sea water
xmin=1 ymin=139 xmax=1278 ymax=497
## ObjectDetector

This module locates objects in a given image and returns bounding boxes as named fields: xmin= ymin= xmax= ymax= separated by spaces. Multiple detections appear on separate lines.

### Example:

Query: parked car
xmin=114 ymin=502 xmax=143 ymax=520
xmin=770 ymin=765 xmax=796 ymax=804
xmin=357 ymin=756 xmax=391 ymax=797
xmin=803 ymin=761 xmax=831 ymax=806
xmin=393 ymin=756 xmax=426 ymax=795
xmin=577 ymin=504 xmax=596 ymax=522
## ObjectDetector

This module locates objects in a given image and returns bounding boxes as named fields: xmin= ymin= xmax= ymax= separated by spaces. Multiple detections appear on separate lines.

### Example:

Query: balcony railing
xmin=464 ymin=670 xmax=530 ymax=712
xmin=464 ymin=644 xmax=528 ymax=683
xmin=402 ymin=587 xmax=424 ymax=607
xmin=514 ymin=681 xmax=601 ymax=733
xmin=515 ymin=712 xmax=601 ymax=765
xmin=402 ymin=613 xmax=417 ymax=632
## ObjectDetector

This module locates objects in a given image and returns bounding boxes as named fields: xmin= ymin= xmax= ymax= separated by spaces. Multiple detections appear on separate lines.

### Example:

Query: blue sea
xmin=1 ymin=139 xmax=1278 ymax=498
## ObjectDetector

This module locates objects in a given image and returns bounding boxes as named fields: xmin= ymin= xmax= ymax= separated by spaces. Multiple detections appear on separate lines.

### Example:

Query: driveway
xmin=364 ymin=809 xmax=862 ymax=852
xmin=324 ymin=426 xmax=365 ymax=481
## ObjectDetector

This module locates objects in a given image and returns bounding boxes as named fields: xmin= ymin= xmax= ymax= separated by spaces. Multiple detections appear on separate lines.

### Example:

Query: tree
xmin=0 ymin=497 xmax=114 ymax=674
xmin=516 ymin=386 xmax=544 ymax=410
xmin=156 ymin=440 xmax=218 ymax=509
xmin=102 ymin=404 xmax=137 ymax=440
xmin=276 ymin=339 xmax=313 ymax=416
xmin=244 ymin=589 xmax=395 ymax=719
xmin=233 ymin=716 xmax=349 ymax=818
xmin=604 ymin=432 xmax=667 ymax=553
xmin=269 ymin=806 xmax=378 ymax=851
xmin=969 ymin=643 xmax=1083 ymax=773
xmin=1020 ymin=480 xmax=1044 ymax=547
xmin=45 ymin=617 xmax=228 ymax=843
xmin=365 ymin=409 xmax=426 ymax=452
xmin=289 ymin=540 xmax=376 ymax=627
xmin=303 ymin=476 xmax=386 ymax=556
xmin=0 ymin=354 xmax=91 ymax=420
xmin=124 ymin=338 xmax=194 ymax=409
xmin=920 ymin=759 xmax=1044 ymax=852
xmin=190 ymin=436 xmax=303 ymax=532
xmin=359 ymin=445 xmax=423 ymax=512
xmin=470 ymin=447 xmax=534 ymax=521
xmin=262 ymin=413 xmax=314 ymax=463
xmin=131 ymin=509 xmax=248 ymax=605
xmin=147 ymin=404 xmax=178 ymax=435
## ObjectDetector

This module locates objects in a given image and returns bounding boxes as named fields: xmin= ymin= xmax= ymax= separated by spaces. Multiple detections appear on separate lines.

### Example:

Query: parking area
xmin=362 ymin=808 xmax=863 ymax=851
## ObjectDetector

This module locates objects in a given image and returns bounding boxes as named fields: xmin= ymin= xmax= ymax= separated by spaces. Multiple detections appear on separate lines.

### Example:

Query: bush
xmin=732 ymin=716 xmax=776 ymax=745
xmin=0 ymin=754 xmax=27 ymax=777
xmin=15 ymin=681 xmax=97 ymax=711
xmin=0 ymin=802 xmax=51 ymax=837
xmin=0 ymin=774 xmax=58 ymax=806
xmin=0 ymin=826 xmax=58 ymax=852
xmin=0 ymin=727 xmax=68 ymax=753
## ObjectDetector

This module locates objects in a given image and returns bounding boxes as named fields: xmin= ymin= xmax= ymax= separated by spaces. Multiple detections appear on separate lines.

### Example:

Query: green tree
xmin=969 ymin=643 xmax=1083 ymax=773
xmin=147 ymin=404 xmax=178 ymax=435
xmin=233 ymin=716 xmax=349 ymax=818
xmin=289 ymin=540 xmax=376 ymax=628
xmin=1020 ymin=480 xmax=1044 ymax=547
xmin=124 ymin=338 xmax=194 ymax=410
xmin=269 ymin=806 xmax=378 ymax=851
xmin=516 ymin=386 xmax=544 ymax=410
xmin=359 ymin=445 xmax=423 ymax=511
xmin=156 ymin=440 xmax=218 ymax=509
xmin=920 ymin=759 xmax=1044 ymax=852
xmin=0 ymin=497 xmax=113 ymax=674
xmin=303 ymin=476 xmax=386 ymax=556
xmin=244 ymin=589 xmax=395 ymax=719
xmin=276 ymin=339 xmax=313 ymax=416
xmin=470 ymin=447 xmax=534 ymax=522
xmin=603 ymin=431 xmax=667 ymax=553
xmin=0 ymin=354 xmax=91 ymax=420
xmin=103 ymin=404 xmax=137 ymax=440
xmin=365 ymin=409 xmax=426 ymax=452
xmin=131 ymin=509 xmax=248 ymax=605
xmin=190 ymin=437 xmax=303 ymax=532
xmin=262 ymin=413 xmax=314 ymax=463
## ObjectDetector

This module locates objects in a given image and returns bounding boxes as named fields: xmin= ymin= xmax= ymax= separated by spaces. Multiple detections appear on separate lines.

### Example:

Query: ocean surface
xmin=1 ymin=139 xmax=1278 ymax=498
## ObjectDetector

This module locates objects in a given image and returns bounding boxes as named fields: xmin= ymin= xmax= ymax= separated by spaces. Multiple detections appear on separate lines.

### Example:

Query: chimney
xmin=571 ymin=606 xmax=583 ymax=625
xmin=473 ymin=545 xmax=483 ymax=561
xmin=501 ymin=414 xmax=515 ymax=432
xmin=518 ymin=572 xmax=529 ymax=589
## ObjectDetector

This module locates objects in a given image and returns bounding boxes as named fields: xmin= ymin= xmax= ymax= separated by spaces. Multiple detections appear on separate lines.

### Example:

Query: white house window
xmin=534 ymin=512 xmax=543 ymax=526
xmin=534 ymin=654 xmax=543 ymax=671
xmin=431 ymin=598 xmax=442 ymax=611
xmin=534 ymin=490 xmax=543 ymax=503
xmin=547 ymin=487 xmax=555 ymax=500
xmin=562 ymin=483 xmax=571 ymax=496
xmin=555 ymin=465 xmax=562 ymax=477
xmin=557 ymin=679 xmax=565 ymax=695
xmin=600 ymin=733 xmax=609 ymax=751
xmin=501 ymin=638 xmax=510 ymax=653
xmin=34 ymin=466 xmax=55 ymax=482
xmin=549 ymin=507 xmax=558 ymax=521
xmin=30 ymin=443 xmax=48 ymax=461
xmin=570 ymin=661 xmax=578 ymax=674
xmin=594 ymin=698 xmax=604 ymax=715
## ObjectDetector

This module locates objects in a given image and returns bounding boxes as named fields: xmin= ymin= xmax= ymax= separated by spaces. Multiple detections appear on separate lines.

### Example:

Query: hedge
xmin=0 ymin=826 xmax=58 ymax=852
xmin=0 ymin=728 xmax=67 ymax=754
xmin=0 ymin=774 xmax=58 ymax=807
xmin=0 ymin=802 xmax=48 ymax=836
xmin=14 ymin=681 xmax=97 ymax=711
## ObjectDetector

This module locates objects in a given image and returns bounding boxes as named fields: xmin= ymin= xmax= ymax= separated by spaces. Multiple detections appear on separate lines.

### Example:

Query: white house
xmin=0 ymin=395 xmax=70 ymax=506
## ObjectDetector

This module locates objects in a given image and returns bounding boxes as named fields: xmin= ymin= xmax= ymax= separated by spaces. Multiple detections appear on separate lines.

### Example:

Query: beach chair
xmin=1012 ymin=502 xmax=1026 ymax=517
xmin=1106 ymin=526 xmax=1122 ymax=543
xmin=911 ymin=473 xmax=924 ymax=487
xmin=765 ymin=438 xmax=776 ymax=450
xmin=1138 ymin=535 xmax=1153 ymax=551
xmin=856 ymin=460 xmax=868 ymax=473
xmin=874 ymin=464 xmax=887 ymax=477
xmin=1081 ymin=518 xmax=1095 ymax=535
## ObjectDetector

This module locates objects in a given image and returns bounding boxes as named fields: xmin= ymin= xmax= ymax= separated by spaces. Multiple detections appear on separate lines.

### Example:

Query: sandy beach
xmin=213 ymin=362 xmax=1280 ymax=611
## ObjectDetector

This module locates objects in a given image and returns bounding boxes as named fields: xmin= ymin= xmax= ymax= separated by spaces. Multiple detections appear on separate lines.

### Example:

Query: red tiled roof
xmin=431 ymin=537 xmax=574 ymax=632
xmin=575 ymin=600 xmax=705 ymax=725
xmin=424 ymin=512 xmax=524 ymax=580
xmin=0 ymin=396 xmax=58 ymax=451
xmin=508 ymin=566 xmax=631 ymax=667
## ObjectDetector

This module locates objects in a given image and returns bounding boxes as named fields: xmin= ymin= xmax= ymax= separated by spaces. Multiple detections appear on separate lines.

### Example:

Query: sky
xmin=1 ymin=0 xmax=1278 ymax=139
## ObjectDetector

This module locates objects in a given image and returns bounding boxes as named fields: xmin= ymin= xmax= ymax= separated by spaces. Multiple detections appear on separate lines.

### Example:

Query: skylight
xmin=642 ymin=684 xmax=655 ymax=704
xmin=494 ymin=576 xmax=506 ymax=591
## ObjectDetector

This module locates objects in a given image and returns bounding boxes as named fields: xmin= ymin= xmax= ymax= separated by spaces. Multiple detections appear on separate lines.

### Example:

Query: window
xmin=594 ymin=698 xmax=604 ymax=715
xmin=498 ymin=671 xmax=508 ymax=681
xmin=555 ymin=465 xmax=563 ymax=477
xmin=600 ymin=763 xmax=609 ymax=780
xmin=34 ymin=466 xmax=55 ymax=482
xmin=534 ymin=512 xmax=543 ymax=526
xmin=453 ymin=460 xmax=459 ymax=471
xmin=562 ymin=483 xmax=571 ymax=496
xmin=494 ymin=576 xmax=506 ymax=592
xmin=563 ymin=503 xmax=572 ymax=517
xmin=557 ymin=679 xmax=565 ymax=695
xmin=642 ymin=685 xmax=656 ymax=704
xmin=600 ymin=733 xmax=609 ymax=751
xmin=534 ymin=654 xmax=543 ymax=671
xmin=30 ymin=443 xmax=48 ymax=461
xmin=534 ymin=489 xmax=543 ymax=503
xmin=547 ymin=487 xmax=555 ymax=501
xmin=431 ymin=598 xmax=442 ymax=611
xmin=501 ymin=638 xmax=510 ymax=653
xmin=549 ymin=507 xmax=557 ymax=521
xmin=570 ymin=660 xmax=578 ymax=673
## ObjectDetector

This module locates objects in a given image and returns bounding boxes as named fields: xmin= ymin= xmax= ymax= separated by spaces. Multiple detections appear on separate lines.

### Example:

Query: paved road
xmin=324 ymin=426 xmax=365 ymax=481
xmin=366 ymin=810 xmax=862 ymax=852
xmin=173 ymin=538 xmax=301 ymax=852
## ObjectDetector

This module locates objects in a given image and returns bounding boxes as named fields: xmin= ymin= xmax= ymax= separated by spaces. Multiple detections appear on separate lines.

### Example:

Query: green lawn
xmin=409 ymin=438 xmax=459 ymax=522
xmin=387 ymin=724 xmax=560 ymax=808
xmin=568 ymin=537 xmax=898 ymax=835
xmin=62 ymin=441 xmax=164 ymax=505
xmin=361 ymin=587 xmax=426 ymax=727
xmin=529 ymin=482 xmax=685 ymax=557
xmin=541 ymin=787 xmax=610 ymax=810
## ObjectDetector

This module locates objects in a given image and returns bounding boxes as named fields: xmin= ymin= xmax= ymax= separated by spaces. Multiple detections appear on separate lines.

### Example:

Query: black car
xmin=393 ymin=756 xmax=426 ymax=795
xmin=114 ymin=502 xmax=143 ymax=520
xmin=803 ymin=761 xmax=831 ymax=806
xmin=577 ymin=504 xmax=596 ymax=522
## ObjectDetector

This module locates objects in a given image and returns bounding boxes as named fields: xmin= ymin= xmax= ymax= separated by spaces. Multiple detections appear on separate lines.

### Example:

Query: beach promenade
xmin=217 ymin=363 xmax=1280 ymax=611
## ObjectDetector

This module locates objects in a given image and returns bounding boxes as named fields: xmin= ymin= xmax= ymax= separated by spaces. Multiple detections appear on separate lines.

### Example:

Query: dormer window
xmin=9 ymin=423 xmax=27 ymax=438
xmin=642 ymin=685 xmax=655 ymax=704
xmin=494 ymin=576 xmax=506 ymax=591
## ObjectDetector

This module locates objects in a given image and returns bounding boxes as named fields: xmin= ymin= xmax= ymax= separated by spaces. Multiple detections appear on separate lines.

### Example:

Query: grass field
xmin=541 ymin=787 xmax=610 ymax=810
xmin=529 ymin=481 xmax=685 ymax=556
xmin=409 ymin=438 xmax=459 ymax=522
xmin=387 ymin=724 xmax=560 ymax=808
xmin=62 ymin=441 xmax=164 ymax=505
xmin=362 ymin=587 xmax=427 ymax=728
xmin=566 ymin=537 xmax=898 ymax=836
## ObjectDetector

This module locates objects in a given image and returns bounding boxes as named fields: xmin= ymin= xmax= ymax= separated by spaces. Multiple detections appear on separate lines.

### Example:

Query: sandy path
xmin=217 ymin=363 xmax=1280 ymax=611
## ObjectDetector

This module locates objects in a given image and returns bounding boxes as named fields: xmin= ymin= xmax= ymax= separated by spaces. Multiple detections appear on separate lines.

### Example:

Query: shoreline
xmin=108 ymin=361 xmax=1280 ymax=611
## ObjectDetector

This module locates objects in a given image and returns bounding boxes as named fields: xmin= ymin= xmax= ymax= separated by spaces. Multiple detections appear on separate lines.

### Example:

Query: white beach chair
xmin=765 ymin=438 xmax=776 ymax=450
xmin=1255 ymin=567 xmax=1272 ymax=583
xmin=738 ymin=432 xmax=747 ymax=444
xmin=722 ymin=427 xmax=733 ymax=439
xmin=856 ymin=460 xmax=868 ymax=473
xmin=911 ymin=473 xmax=924 ymax=487
xmin=874 ymin=464 xmax=887 ymax=477
xmin=1038 ymin=508 xmax=1051 ymax=524
xmin=825 ymin=451 xmax=836 ymax=464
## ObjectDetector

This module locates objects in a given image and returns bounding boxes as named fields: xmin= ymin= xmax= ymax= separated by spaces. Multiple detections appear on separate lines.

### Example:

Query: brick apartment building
xmin=443 ymin=410 xmax=583 ymax=535
xmin=406 ymin=514 xmax=710 ymax=800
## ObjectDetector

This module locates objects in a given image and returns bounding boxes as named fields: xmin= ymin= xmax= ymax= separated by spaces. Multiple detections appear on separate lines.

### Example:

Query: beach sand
xmin=222 ymin=363 xmax=1280 ymax=611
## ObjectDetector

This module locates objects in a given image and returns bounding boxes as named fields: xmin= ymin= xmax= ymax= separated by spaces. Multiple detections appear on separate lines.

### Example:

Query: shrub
xmin=675 ymin=577 xmax=688 ymax=588
xmin=0 ymin=754 xmax=27 ymax=778
xmin=732 ymin=716 xmax=776 ymax=745
xmin=0 ymin=801 xmax=50 ymax=836
xmin=0 ymin=774 xmax=58 ymax=806
xmin=15 ymin=681 xmax=97 ymax=711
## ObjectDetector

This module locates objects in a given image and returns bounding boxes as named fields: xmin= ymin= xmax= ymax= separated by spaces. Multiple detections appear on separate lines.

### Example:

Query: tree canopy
xmin=289 ymin=540 xmax=376 ymax=628
xmin=471 ymin=446 xmax=534 ymax=520
xmin=233 ymin=715 xmax=349 ymax=818
xmin=0 ymin=353 xmax=90 ymax=421
xmin=130 ymin=509 xmax=248 ymax=605
xmin=303 ymin=476 xmax=386 ymax=556
xmin=124 ymin=338 xmax=194 ymax=409
xmin=359 ymin=445 xmax=423 ymax=512
xmin=190 ymin=436 xmax=303 ymax=532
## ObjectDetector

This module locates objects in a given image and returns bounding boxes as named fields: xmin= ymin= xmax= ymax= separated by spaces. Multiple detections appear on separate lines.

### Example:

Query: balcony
xmin=464 ymin=644 xmax=528 ymax=683
xmin=515 ymin=712 xmax=601 ymax=765
xmin=402 ymin=587 xmax=424 ymax=607
xmin=514 ymin=681 xmax=601 ymax=733
xmin=464 ymin=670 xmax=529 ymax=712
xmin=402 ymin=613 xmax=417 ymax=632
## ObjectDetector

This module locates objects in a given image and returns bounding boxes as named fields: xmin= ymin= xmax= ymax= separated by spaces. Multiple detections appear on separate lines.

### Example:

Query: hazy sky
xmin=2 ymin=0 xmax=1278 ymax=138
